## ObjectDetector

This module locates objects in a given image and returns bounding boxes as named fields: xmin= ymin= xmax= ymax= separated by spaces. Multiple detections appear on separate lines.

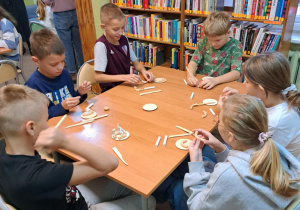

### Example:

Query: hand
xmin=34 ymin=127 xmax=70 ymax=153
xmin=123 ymin=74 xmax=141 ymax=84
xmin=222 ymin=86 xmax=239 ymax=96
xmin=189 ymin=138 xmax=204 ymax=162
xmin=141 ymin=69 xmax=155 ymax=82
xmin=198 ymin=78 xmax=218 ymax=89
xmin=187 ymin=77 xmax=199 ymax=87
xmin=78 ymin=81 xmax=92 ymax=95
xmin=61 ymin=96 xmax=80 ymax=110
xmin=193 ymin=129 xmax=225 ymax=153
xmin=217 ymin=94 xmax=228 ymax=110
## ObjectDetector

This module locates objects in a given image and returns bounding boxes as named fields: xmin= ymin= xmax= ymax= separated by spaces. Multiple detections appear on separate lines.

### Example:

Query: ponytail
xmin=250 ymin=138 xmax=299 ymax=197
xmin=36 ymin=0 xmax=46 ymax=21
xmin=286 ymin=90 xmax=300 ymax=113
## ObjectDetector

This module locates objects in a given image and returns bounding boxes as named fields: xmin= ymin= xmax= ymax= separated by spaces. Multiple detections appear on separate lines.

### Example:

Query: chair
xmin=29 ymin=21 xmax=48 ymax=32
xmin=0 ymin=60 xmax=20 ymax=85
xmin=17 ymin=34 xmax=27 ymax=82
xmin=286 ymin=193 xmax=300 ymax=210
xmin=77 ymin=59 xmax=101 ymax=98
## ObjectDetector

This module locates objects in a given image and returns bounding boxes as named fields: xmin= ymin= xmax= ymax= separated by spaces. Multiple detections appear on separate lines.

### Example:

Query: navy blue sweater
xmin=25 ymin=69 xmax=87 ymax=119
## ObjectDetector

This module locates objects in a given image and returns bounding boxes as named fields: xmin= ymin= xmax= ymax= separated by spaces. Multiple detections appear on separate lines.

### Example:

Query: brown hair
xmin=222 ymin=94 xmax=299 ymax=197
xmin=0 ymin=6 xmax=17 ymax=26
xmin=244 ymin=52 xmax=300 ymax=111
xmin=0 ymin=84 xmax=49 ymax=135
xmin=36 ymin=0 xmax=46 ymax=21
xmin=100 ymin=3 xmax=124 ymax=25
xmin=203 ymin=11 xmax=231 ymax=37
xmin=30 ymin=28 xmax=65 ymax=60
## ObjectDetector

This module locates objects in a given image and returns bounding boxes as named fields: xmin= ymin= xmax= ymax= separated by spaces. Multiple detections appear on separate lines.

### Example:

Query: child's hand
xmin=141 ymin=70 xmax=155 ymax=82
xmin=222 ymin=86 xmax=239 ymax=96
xmin=123 ymin=74 xmax=142 ymax=84
xmin=187 ymin=77 xmax=199 ymax=87
xmin=199 ymin=78 xmax=218 ymax=89
xmin=217 ymin=95 xmax=228 ymax=110
xmin=61 ymin=96 xmax=80 ymax=110
xmin=78 ymin=81 xmax=91 ymax=95
xmin=189 ymin=138 xmax=204 ymax=162
xmin=34 ymin=127 xmax=69 ymax=153
xmin=193 ymin=129 xmax=225 ymax=153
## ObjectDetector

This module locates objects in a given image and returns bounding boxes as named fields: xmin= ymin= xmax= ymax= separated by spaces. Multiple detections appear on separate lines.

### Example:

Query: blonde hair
xmin=36 ymin=0 xmax=46 ymax=21
xmin=244 ymin=52 xmax=300 ymax=111
xmin=100 ymin=3 xmax=124 ymax=25
xmin=30 ymin=28 xmax=65 ymax=60
xmin=222 ymin=94 xmax=299 ymax=197
xmin=0 ymin=85 xmax=49 ymax=135
xmin=204 ymin=11 xmax=231 ymax=37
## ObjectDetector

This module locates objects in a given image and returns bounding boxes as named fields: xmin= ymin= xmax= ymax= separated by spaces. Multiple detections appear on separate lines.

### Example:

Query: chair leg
xmin=20 ymin=71 xmax=27 ymax=82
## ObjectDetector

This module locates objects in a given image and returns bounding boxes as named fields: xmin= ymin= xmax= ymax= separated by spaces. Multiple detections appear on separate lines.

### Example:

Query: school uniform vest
xmin=96 ymin=35 xmax=130 ymax=92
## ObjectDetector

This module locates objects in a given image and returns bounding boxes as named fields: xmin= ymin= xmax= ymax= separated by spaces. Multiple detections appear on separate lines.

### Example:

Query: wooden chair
xmin=77 ymin=59 xmax=101 ymax=98
xmin=0 ymin=60 xmax=20 ymax=85
xmin=17 ymin=33 xmax=26 ymax=82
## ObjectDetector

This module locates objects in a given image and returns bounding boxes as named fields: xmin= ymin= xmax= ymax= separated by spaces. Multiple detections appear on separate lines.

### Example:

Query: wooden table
xmin=48 ymin=67 xmax=246 ymax=209
xmin=0 ymin=48 xmax=12 ymax=55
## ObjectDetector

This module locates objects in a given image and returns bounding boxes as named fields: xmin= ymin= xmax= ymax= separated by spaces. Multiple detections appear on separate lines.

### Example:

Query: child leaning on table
xmin=25 ymin=28 xmax=91 ymax=119
xmin=221 ymin=52 xmax=300 ymax=161
xmin=94 ymin=3 xmax=155 ymax=93
xmin=184 ymin=94 xmax=300 ymax=209
xmin=186 ymin=11 xmax=242 ymax=90
xmin=0 ymin=84 xmax=156 ymax=210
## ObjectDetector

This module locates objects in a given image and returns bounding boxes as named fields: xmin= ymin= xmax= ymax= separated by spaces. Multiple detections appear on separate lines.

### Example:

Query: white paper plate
xmin=112 ymin=131 xmax=130 ymax=141
xmin=175 ymin=139 xmax=192 ymax=150
xmin=154 ymin=78 xmax=166 ymax=83
xmin=143 ymin=103 xmax=158 ymax=111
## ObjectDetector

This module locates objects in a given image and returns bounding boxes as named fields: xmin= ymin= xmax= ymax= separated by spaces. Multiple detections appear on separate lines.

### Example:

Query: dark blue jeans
xmin=152 ymin=145 xmax=217 ymax=210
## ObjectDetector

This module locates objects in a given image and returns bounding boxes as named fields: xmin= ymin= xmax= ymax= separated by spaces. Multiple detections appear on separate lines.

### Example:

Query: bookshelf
xmin=110 ymin=0 xmax=299 ymax=70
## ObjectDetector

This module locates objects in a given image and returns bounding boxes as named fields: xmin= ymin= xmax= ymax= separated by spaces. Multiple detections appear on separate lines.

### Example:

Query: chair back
xmin=18 ymin=33 xmax=23 ymax=70
xmin=77 ymin=59 xmax=101 ymax=96
xmin=29 ymin=21 xmax=48 ymax=32
xmin=0 ymin=60 xmax=20 ymax=84
xmin=286 ymin=193 xmax=300 ymax=210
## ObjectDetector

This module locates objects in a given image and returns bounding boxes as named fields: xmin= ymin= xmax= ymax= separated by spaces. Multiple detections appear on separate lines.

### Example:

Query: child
xmin=36 ymin=0 xmax=57 ymax=34
xmin=222 ymin=52 xmax=300 ymax=160
xmin=186 ymin=11 xmax=242 ymax=90
xmin=184 ymin=94 xmax=300 ymax=209
xmin=0 ymin=6 xmax=19 ymax=64
xmin=0 ymin=84 xmax=156 ymax=209
xmin=94 ymin=3 xmax=154 ymax=93
xmin=25 ymin=28 xmax=90 ymax=119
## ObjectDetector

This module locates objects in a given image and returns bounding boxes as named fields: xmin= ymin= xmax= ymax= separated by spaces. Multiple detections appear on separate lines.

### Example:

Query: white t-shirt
xmin=94 ymin=37 xmax=137 ymax=72
xmin=37 ymin=6 xmax=57 ymax=34
xmin=267 ymin=101 xmax=300 ymax=160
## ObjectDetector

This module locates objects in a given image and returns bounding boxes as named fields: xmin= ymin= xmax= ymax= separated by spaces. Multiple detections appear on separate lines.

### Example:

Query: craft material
xmin=163 ymin=135 xmax=168 ymax=146
xmin=141 ymin=80 xmax=147 ymax=83
xmin=140 ymin=90 xmax=162 ymax=96
xmin=66 ymin=114 xmax=108 ymax=128
xmin=176 ymin=125 xmax=193 ymax=133
xmin=104 ymin=107 xmax=110 ymax=111
xmin=143 ymin=103 xmax=158 ymax=111
xmin=194 ymin=131 xmax=206 ymax=142
xmin=190 ymin=92 xmax=194 ymax=100
xmin=81 ymin=103 xmax=97 ymax=119
xmin=209 ymin=108 xmax=216 ymax=116
xmin=144 ymin=86 xmax=155 ymax=90
xmin=154 ymin=78 xmax=166 ymax=83
xmin=202 ymin=76 xmax=213 ymax=81
xmin=85 ymin=103 xmax=94 ymax=112
xmin=112 ymin=147 xmax=128 ymax=166
xmin=134 ymin=86 xmax=144 ymax=92
xmin=183 ymin=79 xmax=187 ymax=85
xmin=175 ymin=139 xmax=192 ymax=150
xmin=202 ymin=111 xmax=207 ymax=118
xmin=112 ymin=123 xmax=130 ymax=140
xmin=190 ymin=99 xmax=218 ymax=110
xmin=55 ymin=114 xmax=67 ymax=128
xmin=155 ymin=136 xmax=161 ymax=147
xmin=169 ymin=133 xmax=192 ymax=138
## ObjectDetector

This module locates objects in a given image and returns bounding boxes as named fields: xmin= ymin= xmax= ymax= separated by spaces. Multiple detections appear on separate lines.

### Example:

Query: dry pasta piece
xmin=180 ymin=140 xmax=189 ymax=148
xmin=202 ymin=111 xmax=207 ymax=118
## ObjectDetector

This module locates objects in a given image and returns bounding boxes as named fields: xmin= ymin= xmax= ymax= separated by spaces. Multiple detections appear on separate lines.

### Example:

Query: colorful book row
xmin=183 ymin=18 xmax=204 ymax=47
xmin=184 ymin=0 xmax=224 ymax=14
xmin=171 ymin=47 xmax=180 ymax=69
xmin=112 ymin=0 xmax=181 ymax=11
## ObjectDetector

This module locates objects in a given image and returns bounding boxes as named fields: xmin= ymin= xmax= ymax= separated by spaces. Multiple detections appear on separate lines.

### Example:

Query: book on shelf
xmin=112 ymin=0 xmax=181 ymax=11
xmin=232 ymin=0 xmax=286 ymax=21
xmin=184 ymin=49 xmax=194 ymax=69
xmin=171 ymin=47 xmax=180 ymax=69
xmin=185 ymin=0 xmax=224 ymax=15
xmin=183 ymin=18 xmax=203 ymax=47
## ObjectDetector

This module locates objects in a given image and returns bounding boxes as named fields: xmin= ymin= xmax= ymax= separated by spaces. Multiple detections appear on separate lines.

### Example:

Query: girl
xmin=0 ymin=6 xmax=19 ymax=64
xmin=222 ymin=52 xmax=300 ymax=160
xmin=36 ymin=0 xmax=57 ymax=34
xmin=184 ymin=94 xmax=300 ymax=209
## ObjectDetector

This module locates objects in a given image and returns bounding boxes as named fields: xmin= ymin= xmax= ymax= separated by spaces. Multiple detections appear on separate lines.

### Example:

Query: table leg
xmin=142 ymin=196 xmax=148 ymax=210
xmin=53 ymin=152 xmax=60 ymax=163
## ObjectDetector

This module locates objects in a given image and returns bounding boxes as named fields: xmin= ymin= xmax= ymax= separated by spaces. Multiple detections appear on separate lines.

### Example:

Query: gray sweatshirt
xmin=184 ymin=142 xmax=300 ymax=210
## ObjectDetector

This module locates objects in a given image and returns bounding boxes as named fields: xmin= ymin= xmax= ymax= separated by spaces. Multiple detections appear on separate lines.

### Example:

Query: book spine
xmin=262 ymin=0 xmax=269 ymax=19
xmin=265 ymin=0 xmax=272 ymax=20
xmin=251 ymin=0 xmax=257 ymax=19
xmin=275 ymin=0 xmax=283 ymax=21
xmin=265 ymin=33 xmax=275 ymax=52
xmin=271 ymin=34 xmax=281 ymax=51
xmin=269 ymin=0 xmax=278 ymax=21
xmin=280 ymin=0 xmax=288 ymax=21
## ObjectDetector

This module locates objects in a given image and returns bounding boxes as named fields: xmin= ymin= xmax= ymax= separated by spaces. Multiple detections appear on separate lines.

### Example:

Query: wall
xmin=92 ymin=0 xmax=109 ymax=38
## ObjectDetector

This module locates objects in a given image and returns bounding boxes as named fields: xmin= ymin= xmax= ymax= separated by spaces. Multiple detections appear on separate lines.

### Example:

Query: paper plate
xmin=81 ymin=110 xmax=97 ymax=119
xmin=202 ymin=76 xmax=213 ymax=81
xmin=154 ymin=78 xmax=166 ymax=83
xmin=112 ymin=131 xmax=130 ymax=141
xmin=175 ymin=139 xmax=192 ymax=150
xmin=202 ymin=99 xmax=217 ymax=106
xmin=143 ymin=103 xmax=158 ymax=111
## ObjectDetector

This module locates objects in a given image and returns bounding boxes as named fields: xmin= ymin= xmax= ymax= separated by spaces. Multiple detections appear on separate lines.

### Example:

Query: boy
xmin=187 ymin=11 xmax=242 ymax=90
xmin=0 ymin=84 xmax=156 ymax=210
xmin=94 ymin=3 xmax=154 ymax=93
xmin=25 ymin=28 xmax=90 ymax=119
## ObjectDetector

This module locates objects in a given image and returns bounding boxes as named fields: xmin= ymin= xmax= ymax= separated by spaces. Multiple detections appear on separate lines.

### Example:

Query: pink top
xmin=42 ymin=0 xmax=75 ymax=12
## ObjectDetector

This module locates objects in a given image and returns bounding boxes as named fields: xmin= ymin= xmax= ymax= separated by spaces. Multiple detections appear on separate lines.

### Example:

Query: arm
xmin=35 ymin=127 xmax=119 ymax=186
xmin=132 ymin=60 xmax=154 ymax=82
xmin=0 ymin=21 xmax=18 ymax=49
xmin=48 ymin=103 xmax=68 ymax=119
